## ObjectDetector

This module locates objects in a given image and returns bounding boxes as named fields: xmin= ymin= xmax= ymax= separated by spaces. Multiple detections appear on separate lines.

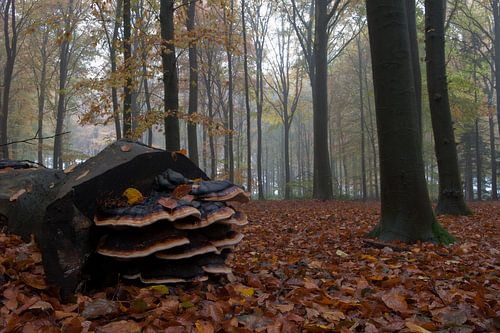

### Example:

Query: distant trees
xmin=0 ymin=0 xmax=496 ymax=204
xmin=366 ymin=0 xmax=453 ymax=243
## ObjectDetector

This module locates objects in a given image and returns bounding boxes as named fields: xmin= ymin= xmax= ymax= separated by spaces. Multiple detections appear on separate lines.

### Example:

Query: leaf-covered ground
xmin=0 ymin=201 xmax=498 ymax=332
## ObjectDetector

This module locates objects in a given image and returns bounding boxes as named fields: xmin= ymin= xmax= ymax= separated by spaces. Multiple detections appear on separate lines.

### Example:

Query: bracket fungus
xmin=91 ymin=147 xmax=250 ymax=288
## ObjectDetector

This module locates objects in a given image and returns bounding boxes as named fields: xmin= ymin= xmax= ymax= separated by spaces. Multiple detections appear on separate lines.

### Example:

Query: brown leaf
xmin=405 ymin=321 xmax=432 ymax=333
xmin=120 ymin=144 xmax=132 ymax=152
xmin=9 ymin=188 xmax=26 ymax=202
xmin=96 ymin=320 xmax=141 ymax=333
xmin=173 ymin=184 xmax=192 ymax=199
xmin=81 ymin=299 xmax=119 ymax=319
xmin=381 ymin=290 xmax=409 ymax=313
xmin=195 ymin=320 xmax=215 ymax=333
xmin=158 ymin=197 xmax=178 ymax=210
xmin=20 ymin=272 xmax=48 ymax=290
xmin=61 ymin=317 xmax=83 ymax=333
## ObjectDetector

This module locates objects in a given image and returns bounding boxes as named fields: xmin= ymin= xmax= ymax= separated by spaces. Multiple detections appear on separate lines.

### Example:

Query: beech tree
xmin=425 ymin=0 xmax=470 ymax=215
xmin=366 ymin=0 xmax=453 ymax=243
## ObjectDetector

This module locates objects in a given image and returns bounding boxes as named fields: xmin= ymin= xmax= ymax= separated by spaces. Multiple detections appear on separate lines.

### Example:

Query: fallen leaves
xmin=0 ymin=201 xmax=498 ymax=332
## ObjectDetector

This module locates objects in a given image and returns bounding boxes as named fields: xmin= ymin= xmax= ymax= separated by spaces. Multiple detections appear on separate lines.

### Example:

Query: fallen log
xmin=0 ymin=164 xmax=65 ymax=240
xmin=0 ymin=140 xmax=249 ymax=302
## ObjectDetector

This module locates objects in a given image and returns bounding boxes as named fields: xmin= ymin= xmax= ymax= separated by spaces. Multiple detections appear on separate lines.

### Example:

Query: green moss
xmin=366 ymin=223 xmax=381 ymax=238
xmin=431 ymin=219 xmax=456 ymax=245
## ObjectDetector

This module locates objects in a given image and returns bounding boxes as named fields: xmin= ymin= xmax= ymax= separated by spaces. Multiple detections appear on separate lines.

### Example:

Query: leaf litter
xmin=0 ymin=201 xmax=498 ymax=332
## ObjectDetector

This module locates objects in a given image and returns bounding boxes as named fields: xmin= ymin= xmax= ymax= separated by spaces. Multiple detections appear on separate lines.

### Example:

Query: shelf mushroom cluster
xmin=93 ymin=169 xmax=250 ymax=284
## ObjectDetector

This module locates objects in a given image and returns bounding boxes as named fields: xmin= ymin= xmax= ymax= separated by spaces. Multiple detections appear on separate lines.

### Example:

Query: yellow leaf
xmin=122 ymin=188 xmax=144 ymax=205
xmin=303 ymin=323 xmax=330 ymax=332
xmin=360 ymin=254 xmax=377 ymax=262
xmin=236 ymin=286 xmax=255 ymax=297
xmin=148 ymin=285 xmax=169 ymax=295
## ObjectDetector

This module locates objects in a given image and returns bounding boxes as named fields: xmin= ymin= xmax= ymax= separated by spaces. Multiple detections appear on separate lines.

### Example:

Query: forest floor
xmin=0 ymin=201 xmax=498 ymax=332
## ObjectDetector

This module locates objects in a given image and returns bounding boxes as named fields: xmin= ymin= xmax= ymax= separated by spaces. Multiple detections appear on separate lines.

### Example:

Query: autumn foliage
xmin=0 ymin=201 xmax=498 ymax=332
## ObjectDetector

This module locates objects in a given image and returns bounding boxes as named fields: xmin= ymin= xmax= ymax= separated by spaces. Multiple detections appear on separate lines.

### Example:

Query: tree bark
xmin=1 ymin=0 xmax=18 ymax=159
xmin=241 ymin=0 xmax=252 ymax=193
xmin=53 ymin=0 xmax=73 ymax=169
xmin=312 ymin=0 xmax=333 ymax=200
xmin=160 ymin=0 xmax=180 ymax=151
xmin=122 ymin=0 xmax=133 ymax=138
xmin=226 ymin=0 xmax=234 ymax=181
xmin=111 ymin=0 xmax=122 ymax=140
xmin=36 ymin=31 xmax=49 ymax=164
xmin=493 ymin=0 xmax=500 ymax=137
xmin=475 ymin=118 xmax=482 ymax=200
xmin=185 ymin=0 xmax=199 ymax=165
xmin=489 ymin=114 xmax=498 ymax=199
xmin=357 ymin=36 xmax=367 ymax=201
xmin=424 ymin=0 xmax=470 ymax=215
xmin=366 ymin=0 xmax=453 ymax=243
xmin=406 ymin=0 xmax=422 ymax=142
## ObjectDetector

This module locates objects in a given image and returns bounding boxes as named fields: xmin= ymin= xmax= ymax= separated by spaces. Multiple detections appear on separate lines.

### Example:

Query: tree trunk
xmin=1 ymin=0 xmax=18 ymax=159
xmin=122 ymin=0 xmax=132 ymax=137
xmin=366 ymin=0 xmax=453 ymax=243
xmin=493 ymin=0 xmax=500 ymax=137
xmin=256 ymin=50 xmax=264 ymax=200
xmin=185 ymin=0 xmax=199 ymax=165
xmin=160 ymin=0 xmax=180 ymax=151
xmin=53 ymin=0 xmax=73 ymax=169
xmin=357 ymin=36 xmax=367 ymax=201
xmin=464 ymin=130 xmax=474 ymax=201
xmin=37 ymin=31 xmax=49 ymax=164
xmin=406 ymin=0 xmax=422 ymax=142
xmin=226 ymin=0 xmax=234 ymax=182
xmin=489 ymin=114 xmax=498 ymax=199
xmin=424 ymin=0 xmax=470 ymax=215
xmin=241 ymin=0 xmax=252 ymax=193
xmin=111 ymin=0 xmax=122 ymax=140
xmin=475 ymin=119 xmax=482 ymax=200
xmin=312 ymin=0 xmax=333 ymax=200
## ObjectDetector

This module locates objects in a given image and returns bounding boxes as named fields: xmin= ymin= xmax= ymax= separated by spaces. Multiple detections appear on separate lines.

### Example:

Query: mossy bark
xmin=366 ymin=0 xmax=454 ymax=244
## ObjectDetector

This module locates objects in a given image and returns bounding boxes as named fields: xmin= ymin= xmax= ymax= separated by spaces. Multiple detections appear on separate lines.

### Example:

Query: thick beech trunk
xmin=366 ymin=0 xmax=453 ymax=243
xmin=424 ymin=0 xmax=470 ymax=215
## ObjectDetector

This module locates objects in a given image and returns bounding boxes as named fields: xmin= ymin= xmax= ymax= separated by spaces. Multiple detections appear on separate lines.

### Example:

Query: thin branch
xmin=0 ymin=131 xmax=71 ymax=147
